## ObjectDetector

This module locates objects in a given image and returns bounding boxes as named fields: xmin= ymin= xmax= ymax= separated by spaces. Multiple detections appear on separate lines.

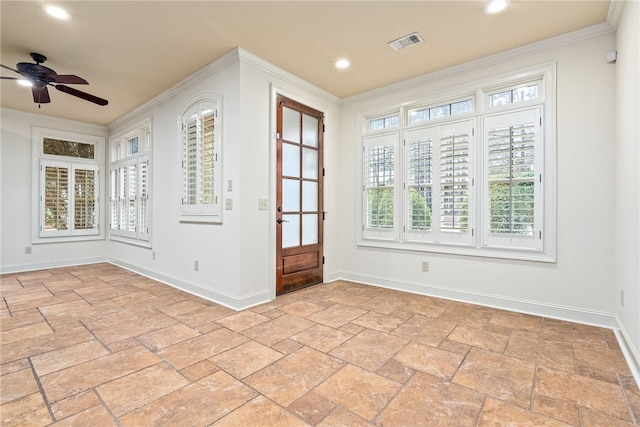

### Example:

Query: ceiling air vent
xmin=388 ymin=32 xmax=424 ymax=50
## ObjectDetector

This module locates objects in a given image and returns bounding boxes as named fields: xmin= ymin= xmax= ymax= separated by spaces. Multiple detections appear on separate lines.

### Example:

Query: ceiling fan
xmin=0 ymin=52 xmax=108 ymax=107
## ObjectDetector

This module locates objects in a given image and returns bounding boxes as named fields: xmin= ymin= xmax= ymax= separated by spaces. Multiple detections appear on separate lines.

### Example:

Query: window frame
xmin=108 ymin=120 xmax=152 ymax=246
xmin=179 ymin=93 xmax=223 ymax=223
xmin=356 ymin=63 xmax=556 ymax=262
xmin=32 ymin=127 xmax=105 ymax=243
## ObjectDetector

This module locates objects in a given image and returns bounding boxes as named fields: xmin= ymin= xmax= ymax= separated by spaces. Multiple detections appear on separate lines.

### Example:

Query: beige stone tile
xmin=0 ymin=392 xmax=52 ymax=427
xmin=119 ymin=371 xmax=257 ymax=427
xmin=242 ymin=314 xmax=315 ymax=346
xmin=452 ymin=348 xmax=536 ymax=408
xmin=437 ymin=301 xmax=497 ymax=327
xmin=306 ymin=304 xmax=368 ymax=328
xmin=532 ymin=394 xmax=580 ymax=426
xmin=620 ymin=374 xmax=640 ymax=423
xmin=288 ymin=393 xmax=335 ymax=425
xmin=211 ymin=341 xmax=284 ymax=379
xmin=80 ymin=309 xmax=140 ymax=331
xmin=31 ymin=340 xmax=109 ymax=377
xmin=542 ymin=319 xmax=607 ymax=344
xmin=8 ymin=292 xmax=82 ymax=313
xmin=375 ymin=358 xmax=415 ymax=384
xmin=3 ymin=289 xmax=53 ymax=305
xmin=438 ymin=339 xmax=472 ymax=356
xmin=50 ymin=404 xmax=118 ymax=426
xmin=157 ymin=299 xmax=208 ymax=317
xmin=393 ymin=342 xmax=463 ymax=380
xmin=278 ymin=300 xmax=327 ymax=317
xmin=574 ymin=342 xmax=631 ymax=383
xmin=314 ymin=364 xmax=401 ymax=421
xmin=50 ymin=390 xmax=102 ymax=421
xmin=377 ymin=372 xmax=483 ymax=426
xmin=1 ymin=368 xmax=39 ymax=404
xmin=137 ymin=323 xmax=201 ymax=351
xmin=213 ymin=395 xmax=308 ymax=427
xmin=581 ymin=408 xmax=636 ymax=426
xmin=0 ymin=359 xmax=30 ymax=376
xmin=107 ymin=337 xmax=140 ymax=353
xmin=505 ymin=332 xmax=575 ymax=371
xmin=351 ymin=311 xmax=405 ymax=333
xmin=179 ymin=360 xmax=219 ymax=382
xmin=246 ymin=346 xmax=344 ymax=407
xmin=271 ymin=338 xmax=304 ymax=354
xmin=40 ymin=346 xmax=160 ymax=403
xmin=330 ymin=329 xmax=408 ymax=371
xmin=485 ymin=310 xmax=545 ymax=334
xmin=215 ymin=310 xmax=270 ymax=332
xmin=97 ymin=362 xmax=189 ymax=416
xmin=158 ymin=327 xmax=248 ymax=370
xmin=175 ymin=304 xmax=236 ymax=327
xmin=534 ymin=366 xmax=632 ymax=422
xmin=356 ymin=295 xmax=409 ymax=315
xmin=1 ymin=328 xmax=94 ymax=364
xmin=392 ymin=314 xmax=456 ymax=346
xmin=92 ymin=312 xmax=177 ymax=344
xmin=448 ymin=324 xmax=508 ymax=353
xmin=477 ymin=397 xmax=571 ymax=426
xmin=317 ymin=407 xmax=373 ymax=427
xmin=339 ymin=322 xmax=366 ymax=335
xmin=1 ymin=322 xmax=53 ymax=345
xmin=291 ymin=324 xmax=353 ymax=352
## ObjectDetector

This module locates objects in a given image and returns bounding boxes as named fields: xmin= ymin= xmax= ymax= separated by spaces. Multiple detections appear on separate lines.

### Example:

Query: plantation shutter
xmin=72 ymin=165 xmax=99 ymax=234
xmin=483 ymin=108 xmax=543 ymax=251
xmin=138 ymin=156 xmax=150 ymax=239
xmin=439 ymin=129 xmax=470 ymax=233
xmin=41 ymin=161 xmax=70 ymax=236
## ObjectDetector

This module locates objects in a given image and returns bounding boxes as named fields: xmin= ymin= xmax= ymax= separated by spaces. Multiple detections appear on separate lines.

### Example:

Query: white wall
xmin=105 ymin=49 xmax=340 ymax=309
xmin=614 ymin=0 xmax=640 ymax=378
xmin=0 ymin=109 xmax=108 ymax=271
xmin=337 ymin=28 xmax=618 ymax=327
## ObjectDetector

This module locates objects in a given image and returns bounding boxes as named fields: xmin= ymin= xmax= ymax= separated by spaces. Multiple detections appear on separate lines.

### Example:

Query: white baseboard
xmin=615 ymin=316 xmax=640 ymax=388
xmin=0 ymin=257 xmax=108 ymax=275
xmin=338 ymin=271 xmax=618 ymax=329
xmin=108 ymin=258 xmax=273 ymax=311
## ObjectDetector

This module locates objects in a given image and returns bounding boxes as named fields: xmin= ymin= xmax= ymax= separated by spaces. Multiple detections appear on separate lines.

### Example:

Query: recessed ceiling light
xmin=17 ymin=79 xmax=33 ymax=87
xmin=334 ymin=59 xmax=351 ymax=69
xmin=484 ymin=0 xmax=510 ymax=14
xmin=43 ymin=5 xmax=71 ymax=20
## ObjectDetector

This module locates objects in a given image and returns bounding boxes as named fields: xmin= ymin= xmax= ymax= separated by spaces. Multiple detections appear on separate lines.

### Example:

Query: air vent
xmin=388 ymin=32 xmax=424 ymax=50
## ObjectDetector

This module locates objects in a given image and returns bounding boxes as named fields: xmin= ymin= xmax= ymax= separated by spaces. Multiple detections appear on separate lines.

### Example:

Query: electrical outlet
xmin=225 ymin=199 xmax=233 ymax=210
xmin=25 ymin=246 xmax=32 ymax=255
xmin=421 ymin=261 xmax=429 ymax=272
xmin=194 ymin=260 xmax=199 ymax=271
xmin=152 ymin=251 xmax=156 ymax=260
xmin=621 ymin=290 xmax=625 ymax=307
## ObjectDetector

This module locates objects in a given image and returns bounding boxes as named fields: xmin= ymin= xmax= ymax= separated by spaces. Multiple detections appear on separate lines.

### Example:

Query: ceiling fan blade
xmin=1 ymin=76 xmax=20 ymax=80
xmin=53 ymin=74 xmax=88 ymax=85
xmin=1 ymin=64 xmax=19 ymax=74
xmin=54 ymin=84 xmax=108 ymax=106
xmin=33 ymin=87 xmax=51 ymax=104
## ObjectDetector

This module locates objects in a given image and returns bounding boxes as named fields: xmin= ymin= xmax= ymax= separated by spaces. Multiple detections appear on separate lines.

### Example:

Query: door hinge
xmin=539 ymin=230 xmax=542 ymax=239
xmin=322 ymin=168 xmax=325 ymax=177
xmin=322 ymin=256 xmax=325 ymax=264
xmin=275 ymin=132 xmax=280 ymax=140
xmin=322 ymin=211 xmax=326 ymax=220
xmin=322 ymin=124 xmax=325 ymax=133
xmin=472 ymin=128 xmax=475 ymax=136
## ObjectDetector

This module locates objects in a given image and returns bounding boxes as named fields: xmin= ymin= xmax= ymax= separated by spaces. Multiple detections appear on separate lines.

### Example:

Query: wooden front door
xmin=276 ymin=95 xmax=324 ymax=294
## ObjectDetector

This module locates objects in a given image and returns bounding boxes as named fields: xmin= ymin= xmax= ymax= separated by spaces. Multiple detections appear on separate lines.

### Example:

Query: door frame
xmin=269 ymin=85 xmax=327 ymax=298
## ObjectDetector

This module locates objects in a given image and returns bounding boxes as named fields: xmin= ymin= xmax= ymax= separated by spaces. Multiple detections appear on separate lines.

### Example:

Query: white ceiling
xmin=1 ymin=1 xmax=612 ymax=126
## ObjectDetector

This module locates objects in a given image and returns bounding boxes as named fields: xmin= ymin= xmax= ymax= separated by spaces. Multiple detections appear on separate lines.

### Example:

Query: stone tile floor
xmin=1 ymin=263 xmax=638 ymax=426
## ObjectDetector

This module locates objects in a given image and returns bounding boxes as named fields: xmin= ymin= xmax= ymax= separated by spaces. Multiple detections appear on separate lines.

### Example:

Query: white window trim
xmin=178 ymin=92 xmax=223 ymax=223
xmin=356 ymin=63 xmax=557 ymax=262
xmin=32 ymin=127 xmax=105 ymax=244
xmin=108 ymin=119 xmax=152 ymax=248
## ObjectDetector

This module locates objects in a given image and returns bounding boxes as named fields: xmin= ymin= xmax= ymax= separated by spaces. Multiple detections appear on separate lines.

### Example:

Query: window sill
xmin=179 ymin=215 xmax=222 ymax=224
xmin=109 ymin=235 xmax=152 ymax=248
xmin=33 ymin=234 xmax=104 ymax=245
xmin=357 ymin=239 xmax=556 ymax=263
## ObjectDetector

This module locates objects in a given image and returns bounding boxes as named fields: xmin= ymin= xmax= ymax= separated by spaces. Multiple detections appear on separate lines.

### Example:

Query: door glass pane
xmin=302 ymin=148 xmax=318 ymax=179
xmin=282 ymin=143 xmax=300 ymax=177
xmin=282 ymin=179 xmax=300 ymax=211
xmin=303 ymin=114 xmax=318 ymax=147
xmin=283 ymin=107 xmax=300 ymax=143
xmin=282 ymin=214 xmax=300 ymax=247
xmin=302 ymin=181 xmax=318 ymax=211
xmin=302 ymin=214 xmax=318 ymax=245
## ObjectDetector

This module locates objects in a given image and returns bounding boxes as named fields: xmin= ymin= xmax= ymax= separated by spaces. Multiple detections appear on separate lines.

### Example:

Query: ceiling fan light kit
xmin=0 ymin=52 xmax=108 ymax=107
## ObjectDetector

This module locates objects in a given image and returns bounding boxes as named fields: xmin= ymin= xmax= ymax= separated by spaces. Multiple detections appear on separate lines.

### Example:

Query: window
xmin=109 ymin=121 xmax=151 ymax=245
xmin=33 ymin=128 xmax=104 ymax=240
xmin=359 ymin=65 xmax=555 ymax=261
xmin=180 ymin=96 xmax=222 ymax=222
xmin=369 ymin=113 xmax=400 ymax=132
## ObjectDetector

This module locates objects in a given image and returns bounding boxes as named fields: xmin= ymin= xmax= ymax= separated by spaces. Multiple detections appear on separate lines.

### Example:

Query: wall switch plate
xmin=258 ymin=198 xmax=268 ymax=210
xmin=195 ymin=260 xmax=199 ymax=271
xmin=225 ymin=199 xmax=233 ymax=210
xmin=421 ymin=261 xmax=429 ymax=272
xmin=25 ymin=246 xmax=32 ymax=254
xmin=152 ymin=251 xmax=156 ymax=260
xmin=227 ymin=180 xmax=233 ymax=192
